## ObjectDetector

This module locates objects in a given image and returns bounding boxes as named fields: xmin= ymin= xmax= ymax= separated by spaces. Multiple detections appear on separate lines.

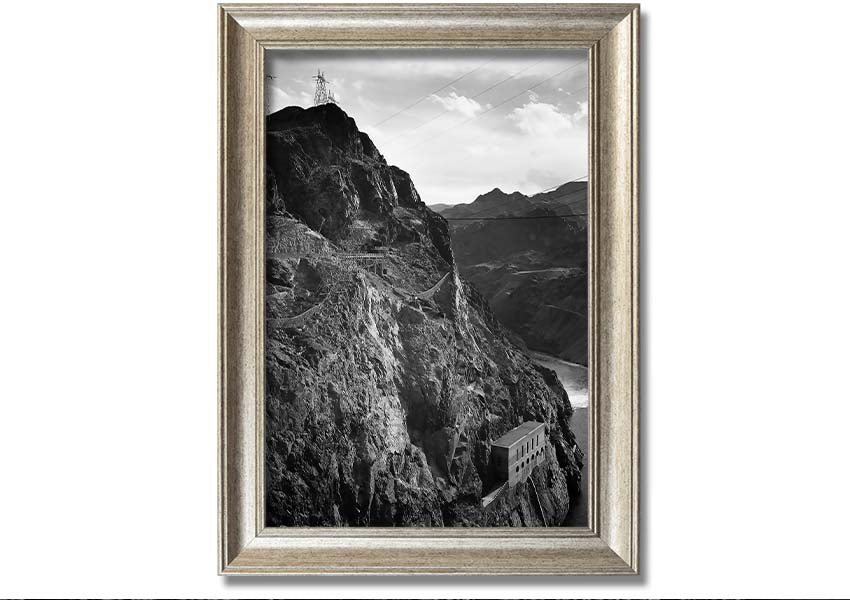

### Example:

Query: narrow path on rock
xmin=267 ymin=298 xmax=327 ymax=330
xmin=415 ymin=271 xmax=451 ymax=300
xmin=513 ymin=267 xmax=576 ymax=275
xmin=542 ymin=304 xmax=587 ymax=318
xmin=481 ymin=481 xmax=507 ymax=508
xmin=528 ymin=476 xmax=548 ymax=527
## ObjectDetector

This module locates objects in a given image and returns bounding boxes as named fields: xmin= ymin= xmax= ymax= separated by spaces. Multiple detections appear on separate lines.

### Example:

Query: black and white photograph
xmin=263 ymin=49 xmax=590 ymax=527
xmin=12 ymin=0 xmax=850 ymax=594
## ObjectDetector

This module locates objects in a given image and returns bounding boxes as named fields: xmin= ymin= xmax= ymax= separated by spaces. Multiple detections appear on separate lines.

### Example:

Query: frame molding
xmin=219 ymin=2 xmax=639 ymax=575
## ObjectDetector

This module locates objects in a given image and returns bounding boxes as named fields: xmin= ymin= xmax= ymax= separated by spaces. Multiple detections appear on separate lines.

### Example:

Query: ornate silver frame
xmin=219 ymin=3 xmax=639 ymax=575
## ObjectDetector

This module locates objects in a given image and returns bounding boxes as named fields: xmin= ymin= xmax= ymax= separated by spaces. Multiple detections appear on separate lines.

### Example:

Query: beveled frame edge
xmin=219 ymin=3 xmax=639 ymax=575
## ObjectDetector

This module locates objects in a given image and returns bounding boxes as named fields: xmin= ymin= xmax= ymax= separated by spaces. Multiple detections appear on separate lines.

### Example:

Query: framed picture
xmin=219 ymin=3 xmax=639 ymax=575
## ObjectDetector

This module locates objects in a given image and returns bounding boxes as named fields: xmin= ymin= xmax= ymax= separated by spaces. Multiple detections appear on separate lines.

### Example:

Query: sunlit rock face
xmin=264 ymin=103 xmax=583 ymax=527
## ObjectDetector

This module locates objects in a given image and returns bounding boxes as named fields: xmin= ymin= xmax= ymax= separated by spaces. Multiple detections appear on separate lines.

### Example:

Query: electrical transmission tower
xmin=313 ymin=69 xmax=329 ymax=105
xmin=312 ymin=69 xmax=339 ymax=106
xmin=265 ymin=74 xmax=276 ymax=114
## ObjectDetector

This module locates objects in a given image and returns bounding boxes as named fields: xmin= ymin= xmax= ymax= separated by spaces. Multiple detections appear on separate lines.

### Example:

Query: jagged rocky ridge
xmin=265 ymin=103 xmax=583 ymax=526
xmin=436 ymin=184 xmax=588 ymax=365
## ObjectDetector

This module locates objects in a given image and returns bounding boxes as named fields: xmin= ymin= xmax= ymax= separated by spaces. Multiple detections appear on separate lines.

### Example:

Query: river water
xmin=527 ymin=350 xmax=588 ymax=408
xmin=527 ymin=350 xmax=589 ymax=526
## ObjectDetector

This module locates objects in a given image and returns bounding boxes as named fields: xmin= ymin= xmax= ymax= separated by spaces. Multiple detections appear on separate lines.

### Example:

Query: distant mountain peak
xmin=474 ymin=187 xmax=527 ymax=205
xmin=436 ymin=180 xmax=587 ymax=220
xmin=475 ymin=187 xmax=506 ymax=201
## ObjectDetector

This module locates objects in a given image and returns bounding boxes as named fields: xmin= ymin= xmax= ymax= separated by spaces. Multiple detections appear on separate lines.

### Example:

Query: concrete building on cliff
xmin=490 ymin=421 xmax=546 ymax=487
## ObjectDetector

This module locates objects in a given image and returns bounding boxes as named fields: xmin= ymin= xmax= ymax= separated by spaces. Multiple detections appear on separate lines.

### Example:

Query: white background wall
xmin=1 ymin=0 xmax=848 ymax=598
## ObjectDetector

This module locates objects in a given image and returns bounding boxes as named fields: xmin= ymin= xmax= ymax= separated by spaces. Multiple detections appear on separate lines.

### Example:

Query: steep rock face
xmin=265 ymin=104 xmax=582 ymax=526
xmin=267 ymin=104 xmax=442 ymax=252
xmin=435 ymin=183 xmax=588 ymax=365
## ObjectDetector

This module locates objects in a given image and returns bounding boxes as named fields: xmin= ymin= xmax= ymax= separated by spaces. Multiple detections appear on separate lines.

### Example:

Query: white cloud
xmin=265 ymin=49 xmax=588 ymax=205
xmin=428 ymin=92 xmax=483 ymax=118
xmin=508 ymin=99 xmax=589 ymax=137
xmin=574 ymin=100 xmax=588 ymax=120
xmin=509 ymin=101 xmax=574 ymax=136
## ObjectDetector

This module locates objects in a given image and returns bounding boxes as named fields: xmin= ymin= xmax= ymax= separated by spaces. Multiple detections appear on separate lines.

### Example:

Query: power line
xmin=468 ymin=60 xmax=545 ymax=101
xmin=382 ymin=59 xmax=547 ymax=146
xmin=445 ymin=213 xmax=588 ymax=221
xmin=538 ymin=175 xmax=587 ymax=194
xmin=369 ymin=60 xmax=493 ymax=128
xmin=422 ymin=84 xmax=588 ymax=159
xmin=399 ymin=63 xmax=587 ymax=152
xmin=516 ymin=173 xmax=591 ymax=199
xmin=479 ymin=68 xmax=585 ymax=121
xmin=466 ymin=86 xmax=587 ymax=151
xmin=529 ymin=173 xmax=589 ymax=196
xmin=534 ymin=181 xmax=589 ymax=204
xmin=418 ymin=84 xmax=587 ymax=151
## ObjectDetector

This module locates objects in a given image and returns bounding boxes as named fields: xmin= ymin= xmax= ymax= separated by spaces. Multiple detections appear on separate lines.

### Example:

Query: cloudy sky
xmin=266 ymin=49 xmax=588 ymax=206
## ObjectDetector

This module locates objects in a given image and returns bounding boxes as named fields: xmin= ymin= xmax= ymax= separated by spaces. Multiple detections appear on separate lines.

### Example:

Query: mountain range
xmin=434 ymin=183 xmax=588 ymax=365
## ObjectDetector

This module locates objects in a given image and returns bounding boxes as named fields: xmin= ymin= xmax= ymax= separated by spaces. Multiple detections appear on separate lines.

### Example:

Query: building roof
xmin=491 ymin=421 xmax=545 ymax=448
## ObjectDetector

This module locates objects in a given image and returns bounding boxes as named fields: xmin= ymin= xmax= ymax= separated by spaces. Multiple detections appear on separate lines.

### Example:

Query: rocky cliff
xmin=265 ymin=103 xmax=583 ymax=527
xmin=435 ymin=184 xmax=588 ymax=365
